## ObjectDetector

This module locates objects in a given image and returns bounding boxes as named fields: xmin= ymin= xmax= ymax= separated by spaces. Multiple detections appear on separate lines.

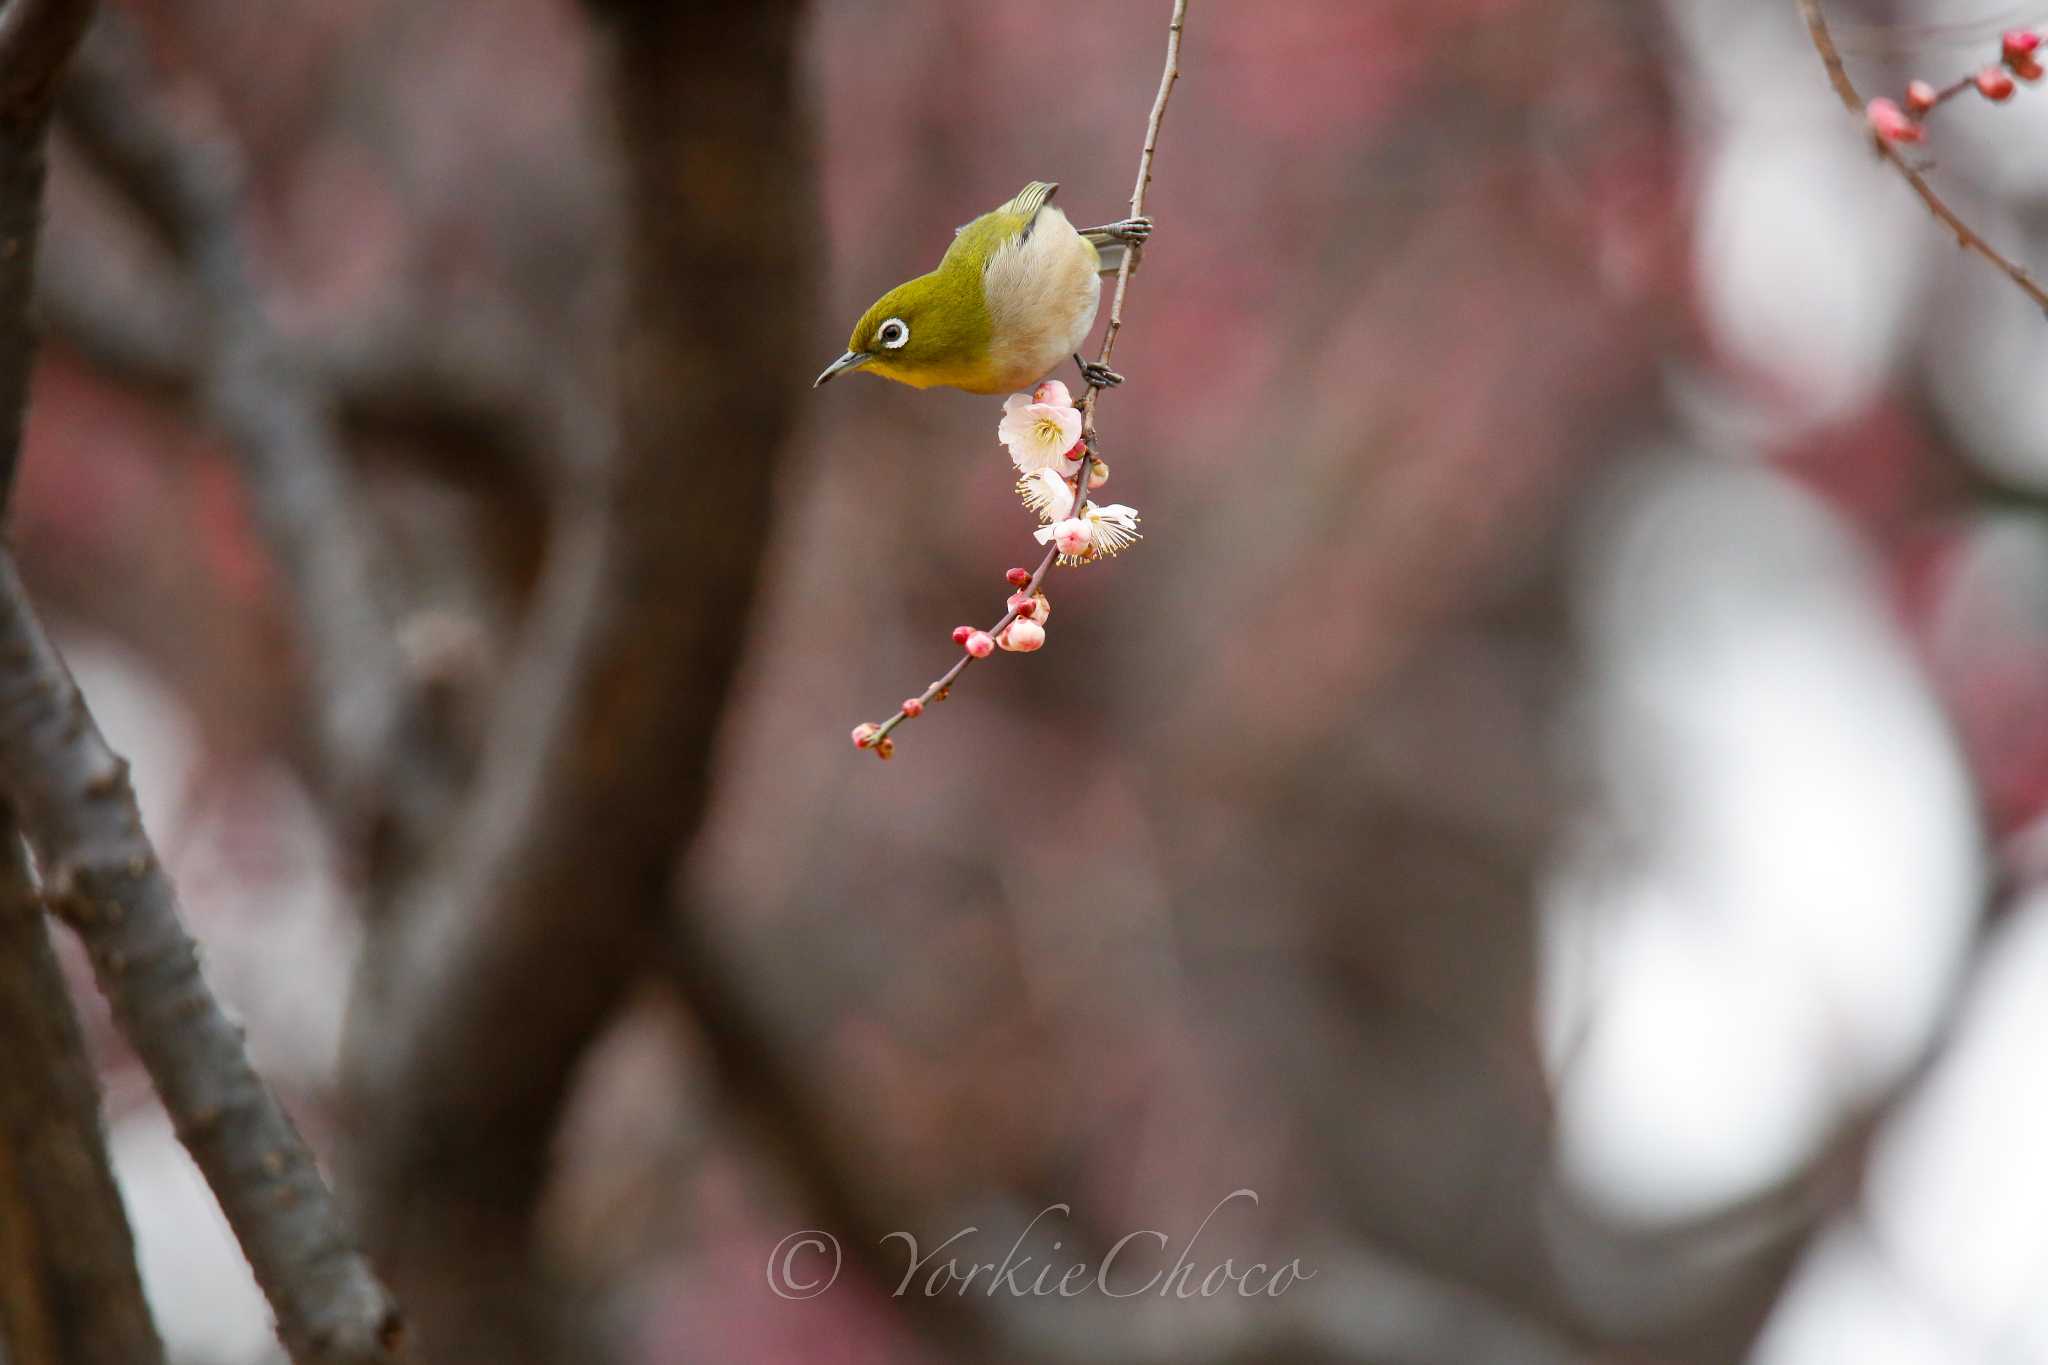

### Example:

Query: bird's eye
xmin=878 ymin=318 xmax=909 ymax=349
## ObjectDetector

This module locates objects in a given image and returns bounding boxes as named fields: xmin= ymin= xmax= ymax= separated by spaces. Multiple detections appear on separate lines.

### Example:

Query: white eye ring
xmin=878 ymin=317 xmax=909 ymax=350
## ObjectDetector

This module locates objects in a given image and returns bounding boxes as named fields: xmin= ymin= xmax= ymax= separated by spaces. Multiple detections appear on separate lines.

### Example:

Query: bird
xmin=813 ymin=181 xmax=1151 ymax=396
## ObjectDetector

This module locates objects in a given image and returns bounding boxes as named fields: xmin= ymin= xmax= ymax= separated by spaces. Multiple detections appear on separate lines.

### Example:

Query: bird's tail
xmin=1002 ymin=181 xmax=1059 ymax=221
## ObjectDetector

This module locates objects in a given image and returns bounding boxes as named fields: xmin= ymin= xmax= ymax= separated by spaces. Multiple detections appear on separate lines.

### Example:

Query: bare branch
xmin=341 ymin=3 xmax=814 ymax=1358
xmin=56 ymin=17 xmax=451 ymax=854
xmin=0 ymin=552 xmax=403 ymax=1365
xmin=0 ymin=0 xmax=91 ymax=512
xmin=34 ymin=231 xmax=558 ymax=487
xmin=0 ymin=0 xmax=91 ymax=112
xmin=1078 ymin=0 xmax=1185 ymax=442
xmin=0 ymin=810 xmax=166 ymax=1365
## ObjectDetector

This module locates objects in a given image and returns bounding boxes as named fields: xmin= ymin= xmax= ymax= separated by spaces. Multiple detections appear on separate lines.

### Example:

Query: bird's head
xmin=814 ymin=269 xmax=993 ymax=390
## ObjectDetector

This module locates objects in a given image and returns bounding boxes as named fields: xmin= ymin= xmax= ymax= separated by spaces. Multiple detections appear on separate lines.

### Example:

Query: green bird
xmin=814 ymin=181 xmax=1152 ymax=396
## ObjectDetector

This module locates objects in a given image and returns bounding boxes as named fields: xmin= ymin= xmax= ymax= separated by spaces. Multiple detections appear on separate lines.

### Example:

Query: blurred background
xmin=18 ymin=0 xmax=2048 ymax=1361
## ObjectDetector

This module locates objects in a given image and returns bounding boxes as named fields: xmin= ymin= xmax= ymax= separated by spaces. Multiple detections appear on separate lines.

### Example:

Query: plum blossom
xmin=1034 ymin=501 xmax=1142 ymax=563
xmin=999 ymin=618 xmax=1046 ymax=652
xmin=999 ymin=387 xmax=1084 ymax=474
xmin=1040 ymin=517 xmax=1092 ymax=558
xmin=1018 ymin=466 xmax=1078 ymax=520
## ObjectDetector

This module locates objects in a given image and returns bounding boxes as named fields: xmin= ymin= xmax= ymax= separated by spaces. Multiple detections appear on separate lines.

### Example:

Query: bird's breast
xmin=981 ymin=207 xmax=1102 ymax=392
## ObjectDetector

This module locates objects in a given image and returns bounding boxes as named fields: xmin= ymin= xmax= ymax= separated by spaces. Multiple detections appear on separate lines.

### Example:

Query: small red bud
xmin=1005 ymin=566 xmax=1032 ymax=588
xmin=1866 ymin=97 xmax=1924 ymax=143
xmin=964 ymin=630 xmax=995 ymax=659
xmin=874 ymin=737 xmax=895 ymax=760
xmin=1978 ymin=67 xmax=2016 ymax=101
xmin=2004 ymin=30 xmax=2041 ymax=60
xmin=851 ymin=722 xmax=880 ymax=750
xmin=2013 ymin=54 xmax=2044 ymax=82
xmin=1905 ymin=80 xmax=1938 ymax=114
xmin=1007 ymin=591 xmax=1036 ymax=618
xmin=951 ymin=625 xmax=974 ymax=645
xmin=900 ymin=697 xmax=924 ymax=718
xmin=1062 ymin=438 xmax=1087 ymax=463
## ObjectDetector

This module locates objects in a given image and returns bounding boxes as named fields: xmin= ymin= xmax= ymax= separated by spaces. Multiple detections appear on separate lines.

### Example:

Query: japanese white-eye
xmin=814 ymin=181 xmax=1151 ymax=396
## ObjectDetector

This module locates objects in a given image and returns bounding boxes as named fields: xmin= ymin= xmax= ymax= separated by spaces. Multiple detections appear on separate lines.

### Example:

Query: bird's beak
xmin=813 ymin=350 xmax=870 ymax=387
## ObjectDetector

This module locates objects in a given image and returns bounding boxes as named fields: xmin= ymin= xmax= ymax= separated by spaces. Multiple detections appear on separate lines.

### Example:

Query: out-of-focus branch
xmin=34 ymin=229 xmax=558 ymax=485
xmin=0 ymin=551 xmax=403 ymax=1365
xmin=56 ymin=18 xmax=451 ymax=861
xmin=0 ymin=811 xmax=166 ymax=1365
xmin=0 ymin=0 xmax=91 ymax=111
xmin=665 ymin=922 xmax=1594 ymax=1365
xmin=1798 ymin=0 xmax=2048 ymax=314
xmin=341 ymin=3 xmax=814 ymax=1359
xmin=0 ymin=0 xmax=92 ymax=512
xmin=0 ymin=13 xmax=160 ymax=1361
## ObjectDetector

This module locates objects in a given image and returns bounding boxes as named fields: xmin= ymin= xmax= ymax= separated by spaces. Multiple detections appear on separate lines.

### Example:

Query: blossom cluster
xmin=1866 ymin=29 xmax=2043 ymax=144
xmin=849 ymin=378 xmax=1143 ymax=759
xmin=1002 ymin=379 xmax=1142 ymax=567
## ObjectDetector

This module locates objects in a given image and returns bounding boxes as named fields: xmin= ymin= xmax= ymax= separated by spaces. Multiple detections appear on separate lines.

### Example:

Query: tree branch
xmin=0 ymin=0 xmax=91 ymax=112
xmin=56 ymin=16 xmax=452 ymax=859
xmin=0 ymin=808 xmax=166 ymax=1365
xmin=0 ymin=0 xmax=92 ymax=513
xmin=341 ymin=3 xmax=815 ymax=1358
xmin=0 ymin=551 xmax=402 ymax=1365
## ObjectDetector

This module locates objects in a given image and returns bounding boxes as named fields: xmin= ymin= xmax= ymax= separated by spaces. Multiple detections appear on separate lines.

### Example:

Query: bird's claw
xmin=1079 ymin=359 xmax=1124 ymax=389
xmin=1106 ymin=216 xmax=1153 ymax=245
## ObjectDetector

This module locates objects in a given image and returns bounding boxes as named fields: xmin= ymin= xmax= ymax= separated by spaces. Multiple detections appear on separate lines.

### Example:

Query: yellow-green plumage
xmin=816 ymin=182 xmax=1108 ymax=396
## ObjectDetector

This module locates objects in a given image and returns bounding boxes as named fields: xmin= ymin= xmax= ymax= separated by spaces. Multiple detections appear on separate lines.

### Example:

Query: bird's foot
xmin=1102 ymin=215 xmax=1153 ymax=246
xmin=1076 ymin=357 xmax=1124 ymax=389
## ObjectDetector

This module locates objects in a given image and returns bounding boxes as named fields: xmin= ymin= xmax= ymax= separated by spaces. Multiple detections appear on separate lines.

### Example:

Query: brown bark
xmin=0 ymin=550 xmax=402 ymax=1365
xmin=341 ymin=2 xmax=815 ymax=1359
xmin=0 ymin=810 xmax=166 ymax=1365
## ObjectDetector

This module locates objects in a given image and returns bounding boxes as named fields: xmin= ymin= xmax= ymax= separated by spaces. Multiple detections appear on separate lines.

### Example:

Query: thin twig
xmin=1080 ymin=0 xmax=1186 ymax=445
xmin=865 ymin=0 xmax=1187 ymax=750
xmin=0 ymin=552 xmax=404 ymax=1365
xmin=1798 ymin=0 xmax=2048 ymax=314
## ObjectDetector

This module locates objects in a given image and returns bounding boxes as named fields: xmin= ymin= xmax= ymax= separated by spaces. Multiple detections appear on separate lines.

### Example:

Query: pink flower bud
xmin=1978 ymin=67 xmax=2016 ymax=101
xmin=1906 ymin=80 xmax=1938 ymax=114
xmin=851 ymin=722 xmax=879 ymax=750
xmin=1031 ymin=592 xmax=1051 ymax=625
xmin=1033 ymin=378 xmax=1074 ymax=408
xmin=2004 ymin=30 xmax=2041 ymax=60
xmin=1052 ymin=518 xmax=1092 ymax=557
xmin=2013 ymin=54 xmax=2044 ymax=81
xmin=999 ymin=619 xmax=1046 ymax=652
xmin=1088 ymin=459 xmax=1110 ymax=489
xmin=1005 ymin=566 xmax=1032 ymax=588
xmin=1062 ymin=438 xmax=1088 ymax=464
xmin=1007 ymin=591 xmax=1037 ymax=618
xmin=951 ymin=625 xmax=974 ymax=645
xmin=900 ymin=698 xmax=924 ymax=718
xmin=964 ymin=630 xmax=995 ymax=659
xmin=1866 ymin=97 xmax=1923 ymax=142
